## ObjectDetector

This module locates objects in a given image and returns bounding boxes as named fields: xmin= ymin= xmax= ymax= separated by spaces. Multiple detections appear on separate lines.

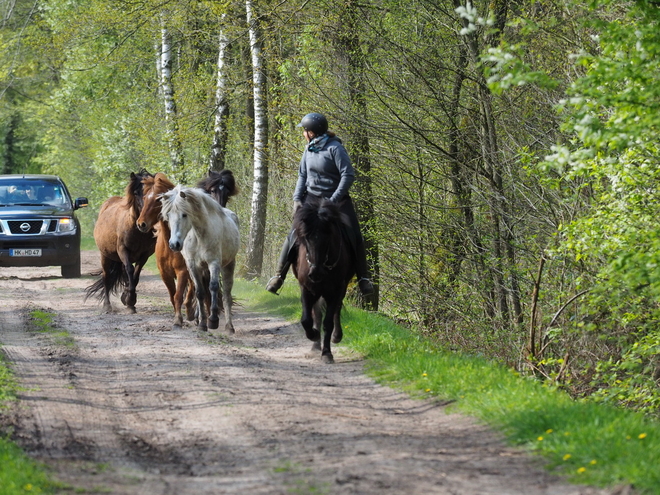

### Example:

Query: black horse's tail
xmin=84 ymin=261 xmax=128 ymax=302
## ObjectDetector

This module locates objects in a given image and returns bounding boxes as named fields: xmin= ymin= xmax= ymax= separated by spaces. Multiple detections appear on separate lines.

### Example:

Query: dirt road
xmin=0 ymin=251 xmax=618 ymax=494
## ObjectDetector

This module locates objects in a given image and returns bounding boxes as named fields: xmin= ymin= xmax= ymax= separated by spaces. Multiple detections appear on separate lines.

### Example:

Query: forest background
xmin=2 ymin=0 xmax=660 ymax=417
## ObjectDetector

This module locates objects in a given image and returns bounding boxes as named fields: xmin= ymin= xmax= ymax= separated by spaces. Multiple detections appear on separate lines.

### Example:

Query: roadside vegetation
xmin=233 ymin=279 xmax=660 ymax=494
xmin=0 ymin=354 xmax=58 ymax=494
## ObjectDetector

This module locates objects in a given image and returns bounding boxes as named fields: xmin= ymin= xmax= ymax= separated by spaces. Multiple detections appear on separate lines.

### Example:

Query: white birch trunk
xmin=244 ymin=0 xmax=269 ymax=279
xmin=210 ymin=16 xmax=230 ymax=172
xmin=159 ymin=13 xmax=184 ymax=176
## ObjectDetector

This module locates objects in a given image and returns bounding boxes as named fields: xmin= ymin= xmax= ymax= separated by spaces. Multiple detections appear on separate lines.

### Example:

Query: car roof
xmin=0 ymin=174 xmax=63 ymax=181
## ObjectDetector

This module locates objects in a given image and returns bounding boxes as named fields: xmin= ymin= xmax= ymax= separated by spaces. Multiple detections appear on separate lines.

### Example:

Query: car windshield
xmin=0 ymin=180 xmax=68 ymax=206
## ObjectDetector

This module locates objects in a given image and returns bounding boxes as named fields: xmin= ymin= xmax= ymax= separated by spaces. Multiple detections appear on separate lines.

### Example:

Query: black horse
xmin=292 ymin=197 xmax=355 ymax=363
xmin=197 ymin=169 xmax=239 ymax=207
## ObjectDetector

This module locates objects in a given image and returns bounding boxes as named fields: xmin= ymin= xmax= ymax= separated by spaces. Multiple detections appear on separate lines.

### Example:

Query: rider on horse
xmin=265 ymin=112 xmax=374 ymax=297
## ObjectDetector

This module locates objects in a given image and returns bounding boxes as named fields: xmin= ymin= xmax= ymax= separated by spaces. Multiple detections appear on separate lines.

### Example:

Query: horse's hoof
xmin=332 ymin=330 xmax=343 ymax=344
xmin=208 ymin=318 xmax=219 ymax=330
xmin=321 ymin=353 xmax=334 ymax=364
xmin=305 ymin=329 xmax=321 ymax=341
xmin=198 ymin=323 xmax=208 ymax=331
xmin=128 ymin=306 xmax=137 ymax=314
xmin=311 ymin=341 xmax=321 ymax=352
xmin=225 ymin=324 xmax=235 ymax=334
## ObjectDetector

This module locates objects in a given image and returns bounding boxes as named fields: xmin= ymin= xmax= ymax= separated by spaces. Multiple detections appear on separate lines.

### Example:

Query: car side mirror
xmin=75 ymin=197 xmax=89 ymax=209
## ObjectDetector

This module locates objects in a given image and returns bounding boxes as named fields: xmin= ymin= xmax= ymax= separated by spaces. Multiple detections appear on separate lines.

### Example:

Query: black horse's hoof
xmin=331 ymin=329 xmax=343 ymax=344
xmin=305 ymin=328 xmax=321 ymax=341
xmin=321 ymin=353 xmax=334 ymax=364
xmin=311 ymin=341 xmax=321 ymax=351
xmin=208 ymin=318 xmax=219 ymax=330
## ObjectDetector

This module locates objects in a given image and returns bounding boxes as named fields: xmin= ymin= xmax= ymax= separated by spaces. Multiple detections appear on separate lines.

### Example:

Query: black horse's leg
xmin=331 ymin=301 xmax=343 ymax=344
xmin=310 ymin=299 xmax=323 ymax=352
xmin=301 ymin=290 xmax=321 ymax=342
xmin=321 ymin=298 xmax=340 ymax=364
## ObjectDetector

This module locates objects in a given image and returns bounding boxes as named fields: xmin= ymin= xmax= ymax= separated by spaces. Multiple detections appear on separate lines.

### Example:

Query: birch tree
xmin=159 ymin=12 xmax=184 ymax=177
xmin=209 ymin=14 xmax=230 ymax=172
xmin=244 ymin=0 xmax=269 ymax=279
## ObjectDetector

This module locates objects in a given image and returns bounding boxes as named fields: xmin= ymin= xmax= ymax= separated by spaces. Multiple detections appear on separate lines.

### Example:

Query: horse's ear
xmin=207 ymin=169 xmax=213 ymax=176
xmin=179 ymin=190 xmax=187 ymax=199
xmin=130 ymin=172 xmax=137 ymax=179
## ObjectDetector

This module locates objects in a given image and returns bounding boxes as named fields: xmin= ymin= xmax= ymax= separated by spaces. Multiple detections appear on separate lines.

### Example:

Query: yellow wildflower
xmin=639 ymin=433 xmax=647 ymax=439
xmin=422 ymin=373 xmax=428 ymax=377
xmin=590 ymin=460 xmax=597 ymax=465
xmin=577 ymin=467 xmax=586 ymax=474
xmin=537 ymin=436 xmax=544 ymax=441
xmin=425 ymin=388 xmax=431 ymax=392
xmin=546 ymin=429 xmax=553 ymax=434
xmin=563 ymin=454 xmax=571 ymax=461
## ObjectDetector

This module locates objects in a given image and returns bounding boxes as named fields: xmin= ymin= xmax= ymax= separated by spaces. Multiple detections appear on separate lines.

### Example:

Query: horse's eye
xmin=182 ymin=214 xmax=187 ymax=218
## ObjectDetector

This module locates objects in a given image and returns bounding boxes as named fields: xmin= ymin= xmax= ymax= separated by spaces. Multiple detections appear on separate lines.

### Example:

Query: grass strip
xmin=0 ymin=353 xmax=58 ymax=494
xmin=233 ymin=278 xmax=660 ymax=494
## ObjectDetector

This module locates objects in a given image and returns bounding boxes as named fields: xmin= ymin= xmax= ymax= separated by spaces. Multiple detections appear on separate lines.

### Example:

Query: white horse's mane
xmin=161 ymin=185 xmax=223 ymax=221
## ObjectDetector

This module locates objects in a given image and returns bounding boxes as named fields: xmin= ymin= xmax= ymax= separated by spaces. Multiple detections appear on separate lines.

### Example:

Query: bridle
xmin=304 ymin=227 xmax=343 ymax=273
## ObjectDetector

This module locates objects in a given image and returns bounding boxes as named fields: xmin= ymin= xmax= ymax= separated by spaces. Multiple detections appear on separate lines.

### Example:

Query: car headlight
xmin=58 ymin=218 xmax=76 ymax=232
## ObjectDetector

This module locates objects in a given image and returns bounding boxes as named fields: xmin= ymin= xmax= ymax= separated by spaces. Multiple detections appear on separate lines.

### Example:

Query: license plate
xmin=10 ymin=248 xmax=42 ymax=257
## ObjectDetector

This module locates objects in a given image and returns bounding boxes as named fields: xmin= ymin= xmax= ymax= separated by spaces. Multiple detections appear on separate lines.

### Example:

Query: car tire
xmin=61 ymin=255 xmax=81 ymax=278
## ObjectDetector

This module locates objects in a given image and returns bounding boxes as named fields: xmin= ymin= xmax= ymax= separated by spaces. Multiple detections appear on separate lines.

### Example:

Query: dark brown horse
xmin=86 ymin=170 xmax=155 ymax=313
xmin=135 ymin=169 xmax=238 ymax=328
xmin=292 ymin=197 xmax=355 ymax=363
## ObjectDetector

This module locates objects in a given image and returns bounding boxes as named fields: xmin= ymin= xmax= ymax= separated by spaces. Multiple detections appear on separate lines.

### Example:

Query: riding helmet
xmin=297 ymin=113 xmax=328 ymax=135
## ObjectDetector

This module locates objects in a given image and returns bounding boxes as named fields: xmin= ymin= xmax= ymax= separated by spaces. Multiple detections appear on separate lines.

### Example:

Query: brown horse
xmin=135 ymin=170 xmax=238 ymax=328
xmin=86 ymin=170 xmax=155 ymax=313
xmin=292 ymin=197 xmax=355 ymax=363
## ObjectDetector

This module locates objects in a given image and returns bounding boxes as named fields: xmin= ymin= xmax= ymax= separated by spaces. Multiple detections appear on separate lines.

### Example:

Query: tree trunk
xmin=159 ymin=13 xmax=185 ymax=178
xmin=209 ymin=16 xmax=230 ymax=172
xmin=336 ymin=0 xmax=379 ymax=310
xmin=244 ymin=0 xmax=269 ymax=279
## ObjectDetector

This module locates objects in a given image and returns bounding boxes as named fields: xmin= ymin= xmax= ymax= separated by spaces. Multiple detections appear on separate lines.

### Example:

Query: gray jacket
xmin=293 ymin=135 xmax=355 ymax=203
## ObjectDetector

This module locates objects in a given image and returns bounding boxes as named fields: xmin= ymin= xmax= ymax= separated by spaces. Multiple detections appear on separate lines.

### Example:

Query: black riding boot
xmin=266 ymin=230 xmax=296 ymax=295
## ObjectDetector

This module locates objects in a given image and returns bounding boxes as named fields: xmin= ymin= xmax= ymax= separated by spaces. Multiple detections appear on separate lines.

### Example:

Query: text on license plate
xmin=10 ymin=249 xmax=42 ymax=257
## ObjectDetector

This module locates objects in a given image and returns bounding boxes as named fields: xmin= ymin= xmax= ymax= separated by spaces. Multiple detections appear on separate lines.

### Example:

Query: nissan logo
xmin=20 ymin=222 xmax=31 ymax=232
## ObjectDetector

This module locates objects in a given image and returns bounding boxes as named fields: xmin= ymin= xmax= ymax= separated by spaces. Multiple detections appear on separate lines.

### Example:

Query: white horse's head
xmin=160 ymin=185 xmax=195 ymax=253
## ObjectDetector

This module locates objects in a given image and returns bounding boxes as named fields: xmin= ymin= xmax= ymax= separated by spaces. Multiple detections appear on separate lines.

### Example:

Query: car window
xmin=0 ymin=182 xmax=67 ymax=206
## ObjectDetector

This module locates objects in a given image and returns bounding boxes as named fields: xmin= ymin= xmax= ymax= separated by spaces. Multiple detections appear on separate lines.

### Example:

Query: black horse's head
xmin=197 ymin=169 xmax=238 ymax=207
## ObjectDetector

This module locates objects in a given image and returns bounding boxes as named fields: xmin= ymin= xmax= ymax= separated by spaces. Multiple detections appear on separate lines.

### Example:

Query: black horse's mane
xmin=197 ymin=169 xmax=238 ymax=208
xmin=294 ymin=197 xmax=342 ymax=240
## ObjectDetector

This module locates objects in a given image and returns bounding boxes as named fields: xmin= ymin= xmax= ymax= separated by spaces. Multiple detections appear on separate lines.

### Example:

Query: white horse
xmin=160 ymin=185 xmax=240 ymax=332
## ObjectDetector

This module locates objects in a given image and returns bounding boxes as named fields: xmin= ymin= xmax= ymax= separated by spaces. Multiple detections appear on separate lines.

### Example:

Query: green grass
xmin=28 ymin=310 xmax=76 ymax=348
xmin=0 ymin=354 xmax=60 ymax=494
xmin=233 ymin=278 xmax=660 ymax=494
xmin=0 ymin=438 xmax=61 ymax=494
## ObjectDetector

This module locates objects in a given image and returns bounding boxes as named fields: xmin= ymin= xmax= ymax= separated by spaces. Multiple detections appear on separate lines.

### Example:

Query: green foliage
xmin=539 ymin=1 xmax=660 ymax=415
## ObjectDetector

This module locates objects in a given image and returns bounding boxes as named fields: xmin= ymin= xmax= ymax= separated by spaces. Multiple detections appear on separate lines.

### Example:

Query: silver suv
xmin=0 ymin=174 xmax=88 ymax=278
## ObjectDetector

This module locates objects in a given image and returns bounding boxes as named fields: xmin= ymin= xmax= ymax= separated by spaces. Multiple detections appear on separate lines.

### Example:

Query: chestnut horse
xmin=292 ymin=197 xmax=355 ymax=363
xmin=135 ymin=170 xmax=238 ymax=327
xmin=86 ymin=169 xmax=155 ymax=313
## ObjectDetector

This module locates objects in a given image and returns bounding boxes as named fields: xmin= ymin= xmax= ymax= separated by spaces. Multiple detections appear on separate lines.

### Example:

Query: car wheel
xmin=61 ymin=255 xmax=81 ymax=278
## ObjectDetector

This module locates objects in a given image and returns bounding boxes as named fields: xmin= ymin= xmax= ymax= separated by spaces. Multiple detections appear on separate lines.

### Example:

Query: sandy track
xmin=0 ymin=251 xmax=618 ymax=494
